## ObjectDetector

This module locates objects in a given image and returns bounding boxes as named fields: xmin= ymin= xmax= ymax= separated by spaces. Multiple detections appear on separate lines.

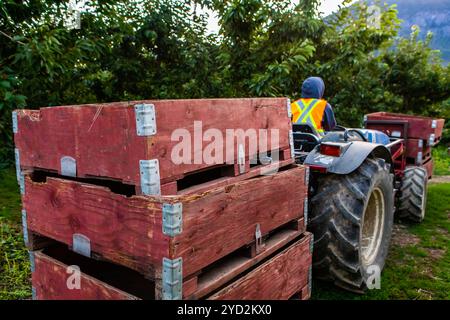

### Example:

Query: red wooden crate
xmin=365 ymin=112 xmax=445 ymax=145
xmin=31 ymin=232 xmax=312 ymax=300
xmin=13 ymin=98 xmax=292 ymax=195
xmin=208 ymin=232 xmax=312 ymax=300
xmin=23 ymin=165 xmax=308 ymax=296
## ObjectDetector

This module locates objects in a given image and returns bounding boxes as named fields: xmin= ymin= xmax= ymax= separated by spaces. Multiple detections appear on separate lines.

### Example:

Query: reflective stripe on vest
xmin=291 ymin=98 xmax=327 ymax=134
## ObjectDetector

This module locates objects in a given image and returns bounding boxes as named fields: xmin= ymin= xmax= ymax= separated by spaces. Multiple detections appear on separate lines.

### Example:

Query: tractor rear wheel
xmin=308 ymin=157 xmax=394 ymax=292
xmin=397 ymin=166 xmax=428 ymax=223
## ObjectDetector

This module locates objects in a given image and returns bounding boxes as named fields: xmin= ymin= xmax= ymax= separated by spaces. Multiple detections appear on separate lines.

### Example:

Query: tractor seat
xmin=292 ymin=124 xmax=321 ymax=153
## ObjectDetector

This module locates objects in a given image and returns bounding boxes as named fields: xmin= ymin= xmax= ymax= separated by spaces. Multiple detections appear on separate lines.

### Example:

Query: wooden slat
xmin=32 ymin=251 xmax=139 ymax=300
xmin=188 ymin=226 xmax=304 ymax=299
xmin=208 ymin=233 xmax=312 ymax=300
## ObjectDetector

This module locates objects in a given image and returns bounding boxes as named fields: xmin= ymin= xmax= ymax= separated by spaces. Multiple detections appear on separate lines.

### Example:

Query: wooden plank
xmin=208 ymin=233 xmax=312 ymax=300
xmin=32 ymin=251 xmax=139 ymax=300
xmin=23 ymin=165 xmax=307 ymax=279
xmin=14 ymin=98 xmax=292 ymax=186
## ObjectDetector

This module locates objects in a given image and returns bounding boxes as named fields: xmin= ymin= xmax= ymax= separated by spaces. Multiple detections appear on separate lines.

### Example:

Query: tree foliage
xmin=1 ymin=0 xmax=449 ymax=166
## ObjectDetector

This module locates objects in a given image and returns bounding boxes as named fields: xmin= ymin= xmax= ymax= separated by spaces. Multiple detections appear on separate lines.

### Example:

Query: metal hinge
xmin=238 ymin=144 xmax=245 ymax=174
xmin=310 ymin=233 xmax=314 ymax=253
xmin=72 ymin=233 xmax=91 ymax=258
xmin=431 ymin=120 xmax=437 ymax=129
xmin=12 ymin=111 xmax=18 ymax=134
xmin=61 ymin=156 xmax=77 ymax=177
xmin=308 ymin=265 xmax=313 ymax=293
xmin=140 ymin=159 xmax=161 ymax=195
xmin=15 ymin=148 xmax=25 ymax=195
xmin=135 ymin=104 xmax=157 ymax=136
xmin=162 ymin=257 xmax=182 ymax=300
xmin=289 ymin=130 xmax=295 ymax=159
xmin=255 ymin=223 xmax=263 ymax=255
xmin=418 ymin=139 xmax=423 ymax=148
xmin=22 ymin=210 xmax=29 ymax=245
xmin=29 ymin=251 xmax=35 ymax=273
xmin=429 ymin=134 xmax=435 ymax=146
xmin=286 ymin=99 xmax=292 ymax=118
xmin=162 ymin=203 xmax=183 ymax=236
xmin=32 ymin=287 xmax=37 ymax=300
xmin=304 ymin=166 xmax=310 ymax=186
xmin=417 ymin=152 xmax=423 ymax=165
xmin=304 ymin=198 xmax=308 ymax=228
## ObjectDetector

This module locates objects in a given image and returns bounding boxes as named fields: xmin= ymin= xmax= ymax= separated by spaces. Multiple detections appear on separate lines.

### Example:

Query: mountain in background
xmin=367 ymin=0 xmax=450 ymax=62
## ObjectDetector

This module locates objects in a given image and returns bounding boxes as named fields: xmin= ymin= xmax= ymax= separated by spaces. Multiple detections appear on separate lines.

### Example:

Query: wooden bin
xmin=23 ymin=165 xmax=308 ymax=299
xmin=13 ymin=98 xmax=293 ymax=195
xmin=365 ymin=112 xmax=445 ymax=146
xmin=31 ymin=233 xmax=312 ymax=300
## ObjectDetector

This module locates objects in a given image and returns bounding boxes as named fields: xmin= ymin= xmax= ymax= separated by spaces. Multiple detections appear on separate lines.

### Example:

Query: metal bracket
xmin=22 ymin=210 xmax=29 ymax=245
xmin=72 ymin=233 xmax=91 ymax=258
xmin=140 ymin=159 xmax=161 ymax=195
xmin=135 ymin=104 xmax=157 ymax=136
xmin=417 ymin=152 xmax=423 ymax=165
xmin=12 ymin=111 xmax=18 ymax=134
xmin=304 ymin=166 xmax=310 ymax=186
xmin=286 ymin=99 xmax=292 ymax=118
xmin=308 ymin=265 xmax=313 ymax=293
xmin=289 ymin=130 xmax=295 ymax=159
xmin=14 ymin=148 xmax=21 ymax=182
xmin=255 ymin=223 xmax=263 ymax=255
xmin=431 ymin=120 xmax=437 ymax=129
xmin=29 ymin=251 xmax=35 ymax=273
xmin=61 ymin=156 xmax=77 ymax=177
xmin=162 ymin=257 xmax=182 ymax=300
xmin=238 ymin=144 xmax=245 ymax=174
xmin=14 ymin=148 xmax=25 ymax=195
xmin=310 ymin=233 xmax=314 ymax=253
xmin=418 ymin=139 xmax=423 ymax=148
xmin=304 ymin=198 xmax=308 ymax=228
xmin=32 ymin=287 xmax=37 ymax=300
xmin=429 ymin=134 xmax=435 ymax=146
xmin=162 ymin=203 xmax=183 ymax=237
xmin=363 ymin=115 xmax=368 ymax=123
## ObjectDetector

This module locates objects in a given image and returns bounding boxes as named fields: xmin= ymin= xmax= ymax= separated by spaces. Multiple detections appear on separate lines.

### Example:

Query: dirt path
xmin=429 ymin=176 xmax=450 ymax=185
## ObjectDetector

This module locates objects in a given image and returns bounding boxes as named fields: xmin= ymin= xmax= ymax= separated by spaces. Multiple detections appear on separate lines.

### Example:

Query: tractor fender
xmin=304 ymin=141 xmax=393 ymax=175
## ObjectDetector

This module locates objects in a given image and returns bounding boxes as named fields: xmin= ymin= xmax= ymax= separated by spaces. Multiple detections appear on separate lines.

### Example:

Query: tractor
xmin=293 ymin=113 xmax=442 ymax=293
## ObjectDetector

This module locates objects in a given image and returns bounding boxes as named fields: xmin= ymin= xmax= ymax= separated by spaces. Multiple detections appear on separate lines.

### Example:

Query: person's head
xmin=301 ymin=77 xmax=325 ymax=99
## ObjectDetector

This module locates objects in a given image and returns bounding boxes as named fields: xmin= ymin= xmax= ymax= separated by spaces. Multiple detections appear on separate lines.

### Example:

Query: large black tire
xmin=397 ymin=166 xmax=428 ymax=223
xmin=308 ymin=157 xmax=394 ymax=292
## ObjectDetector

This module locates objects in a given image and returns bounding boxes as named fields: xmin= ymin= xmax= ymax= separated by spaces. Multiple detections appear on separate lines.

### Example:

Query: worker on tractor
xmin=291 ymin=77 xmax=336 ymax=136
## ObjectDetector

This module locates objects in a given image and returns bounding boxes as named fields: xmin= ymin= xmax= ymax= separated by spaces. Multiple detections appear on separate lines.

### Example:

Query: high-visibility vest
xmin=291 ymin=98 xmax=327 ymax=135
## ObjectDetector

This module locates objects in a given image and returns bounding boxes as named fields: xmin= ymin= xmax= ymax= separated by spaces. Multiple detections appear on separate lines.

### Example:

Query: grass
xmin=0 ymin=169 xmax=30 ymax=300
xmin=0 ymin=143 xmax=448 ymax=300
xmin=312 ymin=182 xmax=450 ymax=300
xmin=433 ymin=146 xmax=450 ymax=176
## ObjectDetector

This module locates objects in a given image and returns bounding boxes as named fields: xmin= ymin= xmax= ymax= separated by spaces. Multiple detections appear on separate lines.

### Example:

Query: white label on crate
xmin=392 ymin=131 xmax=401 ymax=138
